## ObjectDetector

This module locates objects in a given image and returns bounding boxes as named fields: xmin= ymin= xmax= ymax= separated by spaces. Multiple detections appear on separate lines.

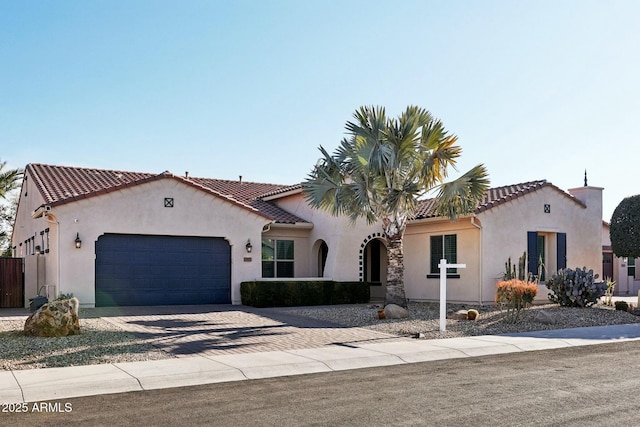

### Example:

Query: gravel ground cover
xmin=0 ymin=317 xmax=173 ymax=371
xmin=286 ymin=302 xmax=640 ymax=339
xmin=2 ymin=302 xmax=639 ymax=370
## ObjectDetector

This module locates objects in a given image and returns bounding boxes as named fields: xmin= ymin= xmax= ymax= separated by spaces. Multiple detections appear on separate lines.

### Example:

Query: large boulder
xmin=383 ymin=303 xmax=410 ymax=319
xmin=24 ymin=297 xmax=80 ymax=337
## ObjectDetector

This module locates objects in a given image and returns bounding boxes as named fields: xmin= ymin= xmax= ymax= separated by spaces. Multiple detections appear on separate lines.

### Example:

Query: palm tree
xmin=0 ymin=160 xmax=22 ymax=254
xmin=0 ymin=159 xmax=23 ymax=199
xmin=303 ymin=105 xmax=489 ymax=307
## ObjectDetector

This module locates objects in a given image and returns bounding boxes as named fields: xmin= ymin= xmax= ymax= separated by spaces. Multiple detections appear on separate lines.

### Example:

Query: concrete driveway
xmin=84 ymin=305 xmax=407 ymax=357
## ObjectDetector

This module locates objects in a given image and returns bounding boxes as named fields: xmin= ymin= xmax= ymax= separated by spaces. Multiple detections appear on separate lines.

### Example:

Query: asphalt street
xmin=4 ymin=340 xmax=640 ymax=427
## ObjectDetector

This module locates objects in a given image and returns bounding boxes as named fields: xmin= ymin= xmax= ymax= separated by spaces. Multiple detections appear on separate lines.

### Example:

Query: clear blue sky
xmin=2 ymin=0 xmax=639 ymax=221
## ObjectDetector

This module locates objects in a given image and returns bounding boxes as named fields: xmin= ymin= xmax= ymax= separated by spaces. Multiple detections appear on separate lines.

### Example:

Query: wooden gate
xmin=0 ymin=257 xmax=24 ymax=308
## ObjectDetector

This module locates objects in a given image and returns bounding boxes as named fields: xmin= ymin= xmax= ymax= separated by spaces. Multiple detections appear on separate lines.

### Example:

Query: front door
xmin=602 ymin=252 xmax=614 ymax=281
xmin=363 ymin=239 xmax=387 ymax=301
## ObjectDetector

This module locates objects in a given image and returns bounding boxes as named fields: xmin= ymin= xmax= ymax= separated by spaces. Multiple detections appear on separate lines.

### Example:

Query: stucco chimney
xmin=569 ymin=182 xmax=605 ymax=277
xmin=569 ymin=184 xmax=603 ymax=215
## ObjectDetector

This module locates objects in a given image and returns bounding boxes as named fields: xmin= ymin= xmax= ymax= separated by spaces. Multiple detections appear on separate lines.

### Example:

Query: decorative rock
xmin=383 ymin=303 xmax=410 ymax=319
xmin=533 ymin=309 xmax=556 ymax=325
xmin=448 ymin=310 xmax=468 ymax=320
xmin=467 ymin=309 xmax=479 ymax=321
xmin=24 ymin=297 xmax=80 ymax=337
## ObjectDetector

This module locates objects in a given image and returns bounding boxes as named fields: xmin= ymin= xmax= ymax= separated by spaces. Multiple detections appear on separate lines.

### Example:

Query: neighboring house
xmin=11 ymin=163 xmax=604 ymax=308
xmin=602 ymin=221 xmax=639 ymax=296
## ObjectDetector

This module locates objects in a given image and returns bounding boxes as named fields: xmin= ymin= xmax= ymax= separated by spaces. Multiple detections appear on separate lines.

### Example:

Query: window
xmin=537 ymin=234 xmax=546 ymax=281
xmin=528 ymin=231 xmax=565 ymax=279
xmin=429 ymin=234 xmax=458 ymax=277
xmin=628 ymin=258 xmax=636 ymax=277
xmin=262 ymin=239 xmax=294 ymax=278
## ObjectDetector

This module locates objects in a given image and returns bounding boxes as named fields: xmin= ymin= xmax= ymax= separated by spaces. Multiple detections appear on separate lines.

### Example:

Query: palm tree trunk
xmin=385 ymin=235 xmax=407 ymax=307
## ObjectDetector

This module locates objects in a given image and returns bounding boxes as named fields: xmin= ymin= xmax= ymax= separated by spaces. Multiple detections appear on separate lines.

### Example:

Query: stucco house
xmin=602 ymin=221 xmax=639 ymax=296
xmin=10 ymin=163 xmax=604 ymax=308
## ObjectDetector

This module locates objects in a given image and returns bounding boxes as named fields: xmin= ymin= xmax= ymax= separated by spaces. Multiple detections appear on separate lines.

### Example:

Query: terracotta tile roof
xmin=259 ymin=183 xmax=303 ymax=200
xmin=26 ymin=164 xmax=307 ymax=224
xmin=413 ymin=180 xmax=585 ymax=219
xmin=26 ymin=165 xmax=583 ymax=224
xmin=28 ymin=163 xmax=153 ymax=205
xmin=189 ymin=177 xmax=307 ymax=224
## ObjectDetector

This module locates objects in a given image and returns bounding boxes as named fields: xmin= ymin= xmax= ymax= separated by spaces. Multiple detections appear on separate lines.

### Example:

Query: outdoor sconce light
xmin=245 ymin=239 xmax=253 ymax=253
xmin=75 ymin=233 xmax=82 ymax=249
xmin=35 ymin=245 xmax=41 ymax=255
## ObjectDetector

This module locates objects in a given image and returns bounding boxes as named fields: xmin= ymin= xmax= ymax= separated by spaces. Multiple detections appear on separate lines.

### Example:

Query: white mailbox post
xmin=438 ymin=258 xmax=466 ymax=332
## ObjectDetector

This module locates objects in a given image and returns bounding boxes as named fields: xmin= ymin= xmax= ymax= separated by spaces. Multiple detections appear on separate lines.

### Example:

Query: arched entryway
xmin=312 ymin=239 xmax=329 ymax=277
xmin=318 ymin=241 xmax=328 ymax=277
xmin=360 ymin=235 xmax=388 ymax=301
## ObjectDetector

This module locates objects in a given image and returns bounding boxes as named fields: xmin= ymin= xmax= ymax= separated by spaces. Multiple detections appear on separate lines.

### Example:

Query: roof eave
xmin=268 ymin=222 xmax=314 ymax=229
xmin=261 ymin=187 xmax=304 ymax=201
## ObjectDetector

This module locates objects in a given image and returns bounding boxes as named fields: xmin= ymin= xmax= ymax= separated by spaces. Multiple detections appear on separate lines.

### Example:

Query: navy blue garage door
xmin=95 ymin=234 xmax=231 ymax=307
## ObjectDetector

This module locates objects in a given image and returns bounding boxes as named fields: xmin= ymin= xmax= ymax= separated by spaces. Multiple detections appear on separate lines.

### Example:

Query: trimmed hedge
xmin=240 ymin=280 xmax=371 ymax=308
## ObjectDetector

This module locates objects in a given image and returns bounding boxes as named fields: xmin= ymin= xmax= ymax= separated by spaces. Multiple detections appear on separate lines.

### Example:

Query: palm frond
xmin=432 ymin=164 xmax=490 ymax=220
xmin=419 ymin=122 xmax=462 ymax=188
xmin=303 ymin=105 xmax=490 ymax=230
xmin=0 ymin=160 xmax=23 ymax=199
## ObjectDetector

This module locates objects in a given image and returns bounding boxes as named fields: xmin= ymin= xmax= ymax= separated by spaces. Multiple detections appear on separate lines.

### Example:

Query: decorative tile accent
xmin=544 ymin=204 xmax=551 ymax=213
xmin=358 ymin=233 xmax=387 ymax=281
xmin=164 ymin=197 xmax=174 ymax=208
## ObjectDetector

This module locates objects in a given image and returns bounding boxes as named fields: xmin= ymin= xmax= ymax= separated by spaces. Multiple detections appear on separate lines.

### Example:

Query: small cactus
xmin=518 ymin=252 xmax=527 ymax=281
xmin=504 ymin=252 xmax=529 ymax=281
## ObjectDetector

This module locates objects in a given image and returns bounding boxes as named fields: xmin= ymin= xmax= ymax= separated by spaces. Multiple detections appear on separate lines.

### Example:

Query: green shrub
xmin=615 ymin=301 xmax=629 ymax=312
xmin=496 ymin=279 xmax=538 ymax=323
xmin=240 ymin=281 xmax=370 ymax=308
xmin=545 ymin=267 xmax=606 ymax=307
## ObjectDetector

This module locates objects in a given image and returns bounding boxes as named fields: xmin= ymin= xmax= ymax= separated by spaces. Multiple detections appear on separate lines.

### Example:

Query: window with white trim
xmin=262 ymin=239 xmax=294 ymax=278
xmin=428 ymin=234 xmax=458 ymax=277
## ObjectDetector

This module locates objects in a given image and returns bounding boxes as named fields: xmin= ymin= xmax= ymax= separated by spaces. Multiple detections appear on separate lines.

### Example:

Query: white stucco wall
xmin=16 ymin=174 xmax=604 ymax=308
xmin=272 ymin=193 xmax=385 ymax=281
xmin=11 ymin=172 xmax=56 ymax=305
xmin=262 ymin=224 xmax=313 ymax=277
xmin=404 ymin=218 xmax=481 ymax=303
xmin=568 ymin=186 xmax=604 ymax=274
xmin=14 ymin=176 xmax=271 ymax=307
xmin=478 ymin=185 xmax=603 ymax=304
xmin=272 ymin=185 xmax=603 ymax=305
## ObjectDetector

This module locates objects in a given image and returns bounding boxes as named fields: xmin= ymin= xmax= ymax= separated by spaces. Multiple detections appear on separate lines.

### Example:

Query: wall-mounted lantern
xmin=245 ymin=239 xmax=253 ymax=253
xmin=75 ymin=233 xmax=82 ymax=249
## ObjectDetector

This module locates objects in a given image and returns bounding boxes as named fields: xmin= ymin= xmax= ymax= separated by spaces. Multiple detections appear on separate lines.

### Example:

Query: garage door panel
xmin=95 ymin=234 xmax=231 ymax=307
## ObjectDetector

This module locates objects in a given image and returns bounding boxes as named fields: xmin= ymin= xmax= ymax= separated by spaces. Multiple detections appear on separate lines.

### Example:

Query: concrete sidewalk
xmin=3 ymin=322 xmax=640 ymax=404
